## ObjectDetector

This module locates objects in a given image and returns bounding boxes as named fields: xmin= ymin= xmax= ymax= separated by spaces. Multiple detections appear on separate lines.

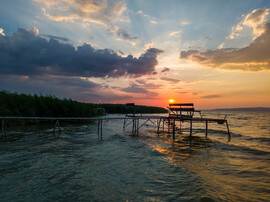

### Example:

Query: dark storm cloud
xmin=0 ymin=74 xmax=133 ymax=102
xmin=0 ymin=27 xmax=163 ymax=78
xmin=180 ymin=22 xmax=270 ymax=71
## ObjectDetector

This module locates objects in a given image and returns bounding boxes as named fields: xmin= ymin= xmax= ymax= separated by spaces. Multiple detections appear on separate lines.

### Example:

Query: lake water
xmin=0 ymin=111 xmax=270 ymax=201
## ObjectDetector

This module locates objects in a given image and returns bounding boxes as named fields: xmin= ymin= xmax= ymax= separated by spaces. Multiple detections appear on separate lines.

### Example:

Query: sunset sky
xmin=0 ymin=0 xmax=270 ymax=109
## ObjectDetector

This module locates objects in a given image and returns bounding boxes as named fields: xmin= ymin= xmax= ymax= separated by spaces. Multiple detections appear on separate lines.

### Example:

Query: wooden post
xmin=135 ymin=119 xmax=138 ymax=134
xmin=205 ymin=120 xmax=208 ymax=137
xmin=123 ymin=118 xmax=126 ymax=128
xmin=98 ymin=119 xmax=100 ymax=136
xmin=190 ymin=118 xmax=192 ymax=137
xmin=53 ymin=120 xmax=61 ymax=136
xmin=168 ymin=119 xmax=170 ymax=132
xmin=157 ymin=118 xmax=161 ymax=134
xmin=132 ymin=119 xmax=135 ymax=134
xmin=162 ymin=119 xmax=165 ymax=131
xmin=226 ymin=120 xmax=231 ymax=141
xmin=137 ymin=119 xmax=139 ymax=134
xmin=53 ymin=120 xmax=57 ymax=136
xmin=100 ymin=119 xmax=103 ymax=139
xmin=2 ymin=119 xmax=5 ymax=139
xmin=172 ymin=118 xmax=175 ymax=140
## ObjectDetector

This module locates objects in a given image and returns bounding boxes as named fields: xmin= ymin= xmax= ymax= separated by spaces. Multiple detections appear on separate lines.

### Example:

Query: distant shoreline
xmin=206 ymin=107 xmax=270 ymax=111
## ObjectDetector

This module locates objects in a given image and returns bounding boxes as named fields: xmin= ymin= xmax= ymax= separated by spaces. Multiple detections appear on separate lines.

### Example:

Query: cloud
xmin=36 ymin=0 xmax=137 ymax=44
xmin=40 ymin=34 xmax=70 ymax=42
xmin=200 ymin=94 xmax=221 ymax=99
xmin=136 ymin=10 xmax=158 ymax=25
xmin=180 ymin=22 xmax=270 ymax=71
xmin=0 ymin=74 xmax=132 ymax=102
xmin=120 ymin=83 xmax=158 ymax=96
xmin=229 ymin=8 xmax=269 ymax=39
xmin=0 ymin=27 xmax=163 ymax=77
xmin=160 ymin=77 xmax=181 ymax=83
xmin=135 ymin=79 xmax=146 ymax=84
xmin=115 ymin=28 xmax=138 ymax=45
xmin=0 ymin=28 xmax=5 ymax=36
xmin=144 ymin=42 xmax=154 ymax=49
xmin=120 ymin=83 xmax=160 ymax=97
xmin=169 ymin=31 xmax=181 ymax=37
xmin=181 ymin=21 xmax=190 ymax=25
xmin=150 ymin=20 xmax=158 ymax=24
xmin=37 ymin=0 xmax=126 ymax=25
xmin=161 ymin=67 xmax=170 ymax=73
xmin=121 ymin=83 xmax=149 ymax=94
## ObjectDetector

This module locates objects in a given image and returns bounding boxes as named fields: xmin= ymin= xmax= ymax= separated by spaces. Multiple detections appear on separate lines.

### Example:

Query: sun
xmin=169 ymin=99 xmax=175 ymax=103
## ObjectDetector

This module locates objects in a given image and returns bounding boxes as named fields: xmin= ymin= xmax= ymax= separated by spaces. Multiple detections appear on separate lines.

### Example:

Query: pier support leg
xmin=135 ymin=119 xmax=139 ymax=134
xmin=2 ymin=119 xmax=6 ymax=139
xmin=226 ymin=120 xmax=231 ymax=141
xmin=190 ymin=119 xmax=192 ymax=137
xmin=157 ymin=118 xmax=161 ymax=134
xmin=123 ymin=118 xmax=126 ymax=128
xmin=98 ymin=120 xmax=100 ymax=135
xmin=132 ymin=119 xmax=135 ymax=134
xmin=132 ymin=118 xmax=138 ymax=135
xmin=53 ymin=120 xmax=61 ymax=136
xmin=100 ymin=119 xmax=103 ymax=139
xmin=172 ymin=118 xmax=176 ymax=140
xmin=205 ymin=120 xmax=208 ymax=137
xmin=162 ymin=119 xmax=165 ymax=131
xmin=168 ymin=119 xmax=170 ymax=133
xmin=97 ymin=119 xmax=103 ymax=140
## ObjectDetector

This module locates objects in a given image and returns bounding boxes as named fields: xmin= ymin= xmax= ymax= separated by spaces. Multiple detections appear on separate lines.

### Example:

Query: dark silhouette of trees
xmin=0 ymin=91 xmax=167 ymax=117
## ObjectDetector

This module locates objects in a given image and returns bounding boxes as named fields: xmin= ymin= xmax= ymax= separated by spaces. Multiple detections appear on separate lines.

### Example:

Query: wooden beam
xmin=169 ymin=103 xmax=194 ymax=106
xmin=169 ymin=108 xmax=195 ymax=111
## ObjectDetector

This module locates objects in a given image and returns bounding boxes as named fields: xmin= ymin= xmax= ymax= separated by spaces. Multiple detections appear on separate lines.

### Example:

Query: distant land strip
xmin=209 ymin=107 xmax=270 ymax=111
xmin=0 ymin=90 xmax=168 ymax=117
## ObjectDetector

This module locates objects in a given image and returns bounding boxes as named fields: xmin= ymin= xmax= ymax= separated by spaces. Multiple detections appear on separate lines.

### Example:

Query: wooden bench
xmin=168 ymin=103 xmax=197 ymax=117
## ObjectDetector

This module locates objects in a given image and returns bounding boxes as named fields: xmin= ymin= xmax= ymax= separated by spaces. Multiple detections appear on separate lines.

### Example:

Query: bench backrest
xmin=168 ymin=103 xmax=195 ymax=117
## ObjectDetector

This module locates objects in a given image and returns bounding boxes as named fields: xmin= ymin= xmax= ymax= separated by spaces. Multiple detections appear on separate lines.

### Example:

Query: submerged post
xmin=2 ymin=119 xmax=5 ymax=139
xmin=205 ymin=120 xmax=208 ymax=137
xmin=162 ymin=119 xmax=165 ymax=131
xmin=157 ymin=118 xmax=161 ymax=134
xmin=168 ymin=119 xmax=170 ymax=132
xmin=100 ymin=119 xmax=103 ymax=139
xmin=53 ymin=120 xmax=61 ymax=136
xmin=190 ymin=118 xmax=192 ymax=137
xmin=226 ymin=120 xmax=231 ymax=141
xmin=172 ymin=118 xmax=175 ymax=140
xmin=97 ymin=119 xmax=103 ymax=139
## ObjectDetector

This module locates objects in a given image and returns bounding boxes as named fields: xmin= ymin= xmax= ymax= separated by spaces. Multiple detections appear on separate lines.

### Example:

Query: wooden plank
xmin=169 ymin=108 xmax=195 ymax=111
xmin=169 ymin=103 xmax=193 ymax=106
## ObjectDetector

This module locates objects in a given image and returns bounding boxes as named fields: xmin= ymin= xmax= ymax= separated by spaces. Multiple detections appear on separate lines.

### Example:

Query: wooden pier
xmin=1 ymin=103 xmax=231 ymax=141
xmin=123 ymin=103 xmax=231 ymax=140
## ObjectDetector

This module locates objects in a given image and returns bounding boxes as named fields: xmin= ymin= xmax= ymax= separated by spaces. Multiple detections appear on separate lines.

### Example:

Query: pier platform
xmin=1 ymin=103 xmax=231 ymax=141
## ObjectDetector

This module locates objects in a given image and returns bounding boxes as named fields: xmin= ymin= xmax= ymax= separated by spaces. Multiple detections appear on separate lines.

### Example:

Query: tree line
xmin=0 ymin=91 xmax=167 ymax=117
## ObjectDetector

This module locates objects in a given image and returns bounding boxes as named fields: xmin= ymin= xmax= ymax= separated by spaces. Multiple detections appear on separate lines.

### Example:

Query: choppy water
xmin=0 ymin=111 xmax=270 ymax=201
